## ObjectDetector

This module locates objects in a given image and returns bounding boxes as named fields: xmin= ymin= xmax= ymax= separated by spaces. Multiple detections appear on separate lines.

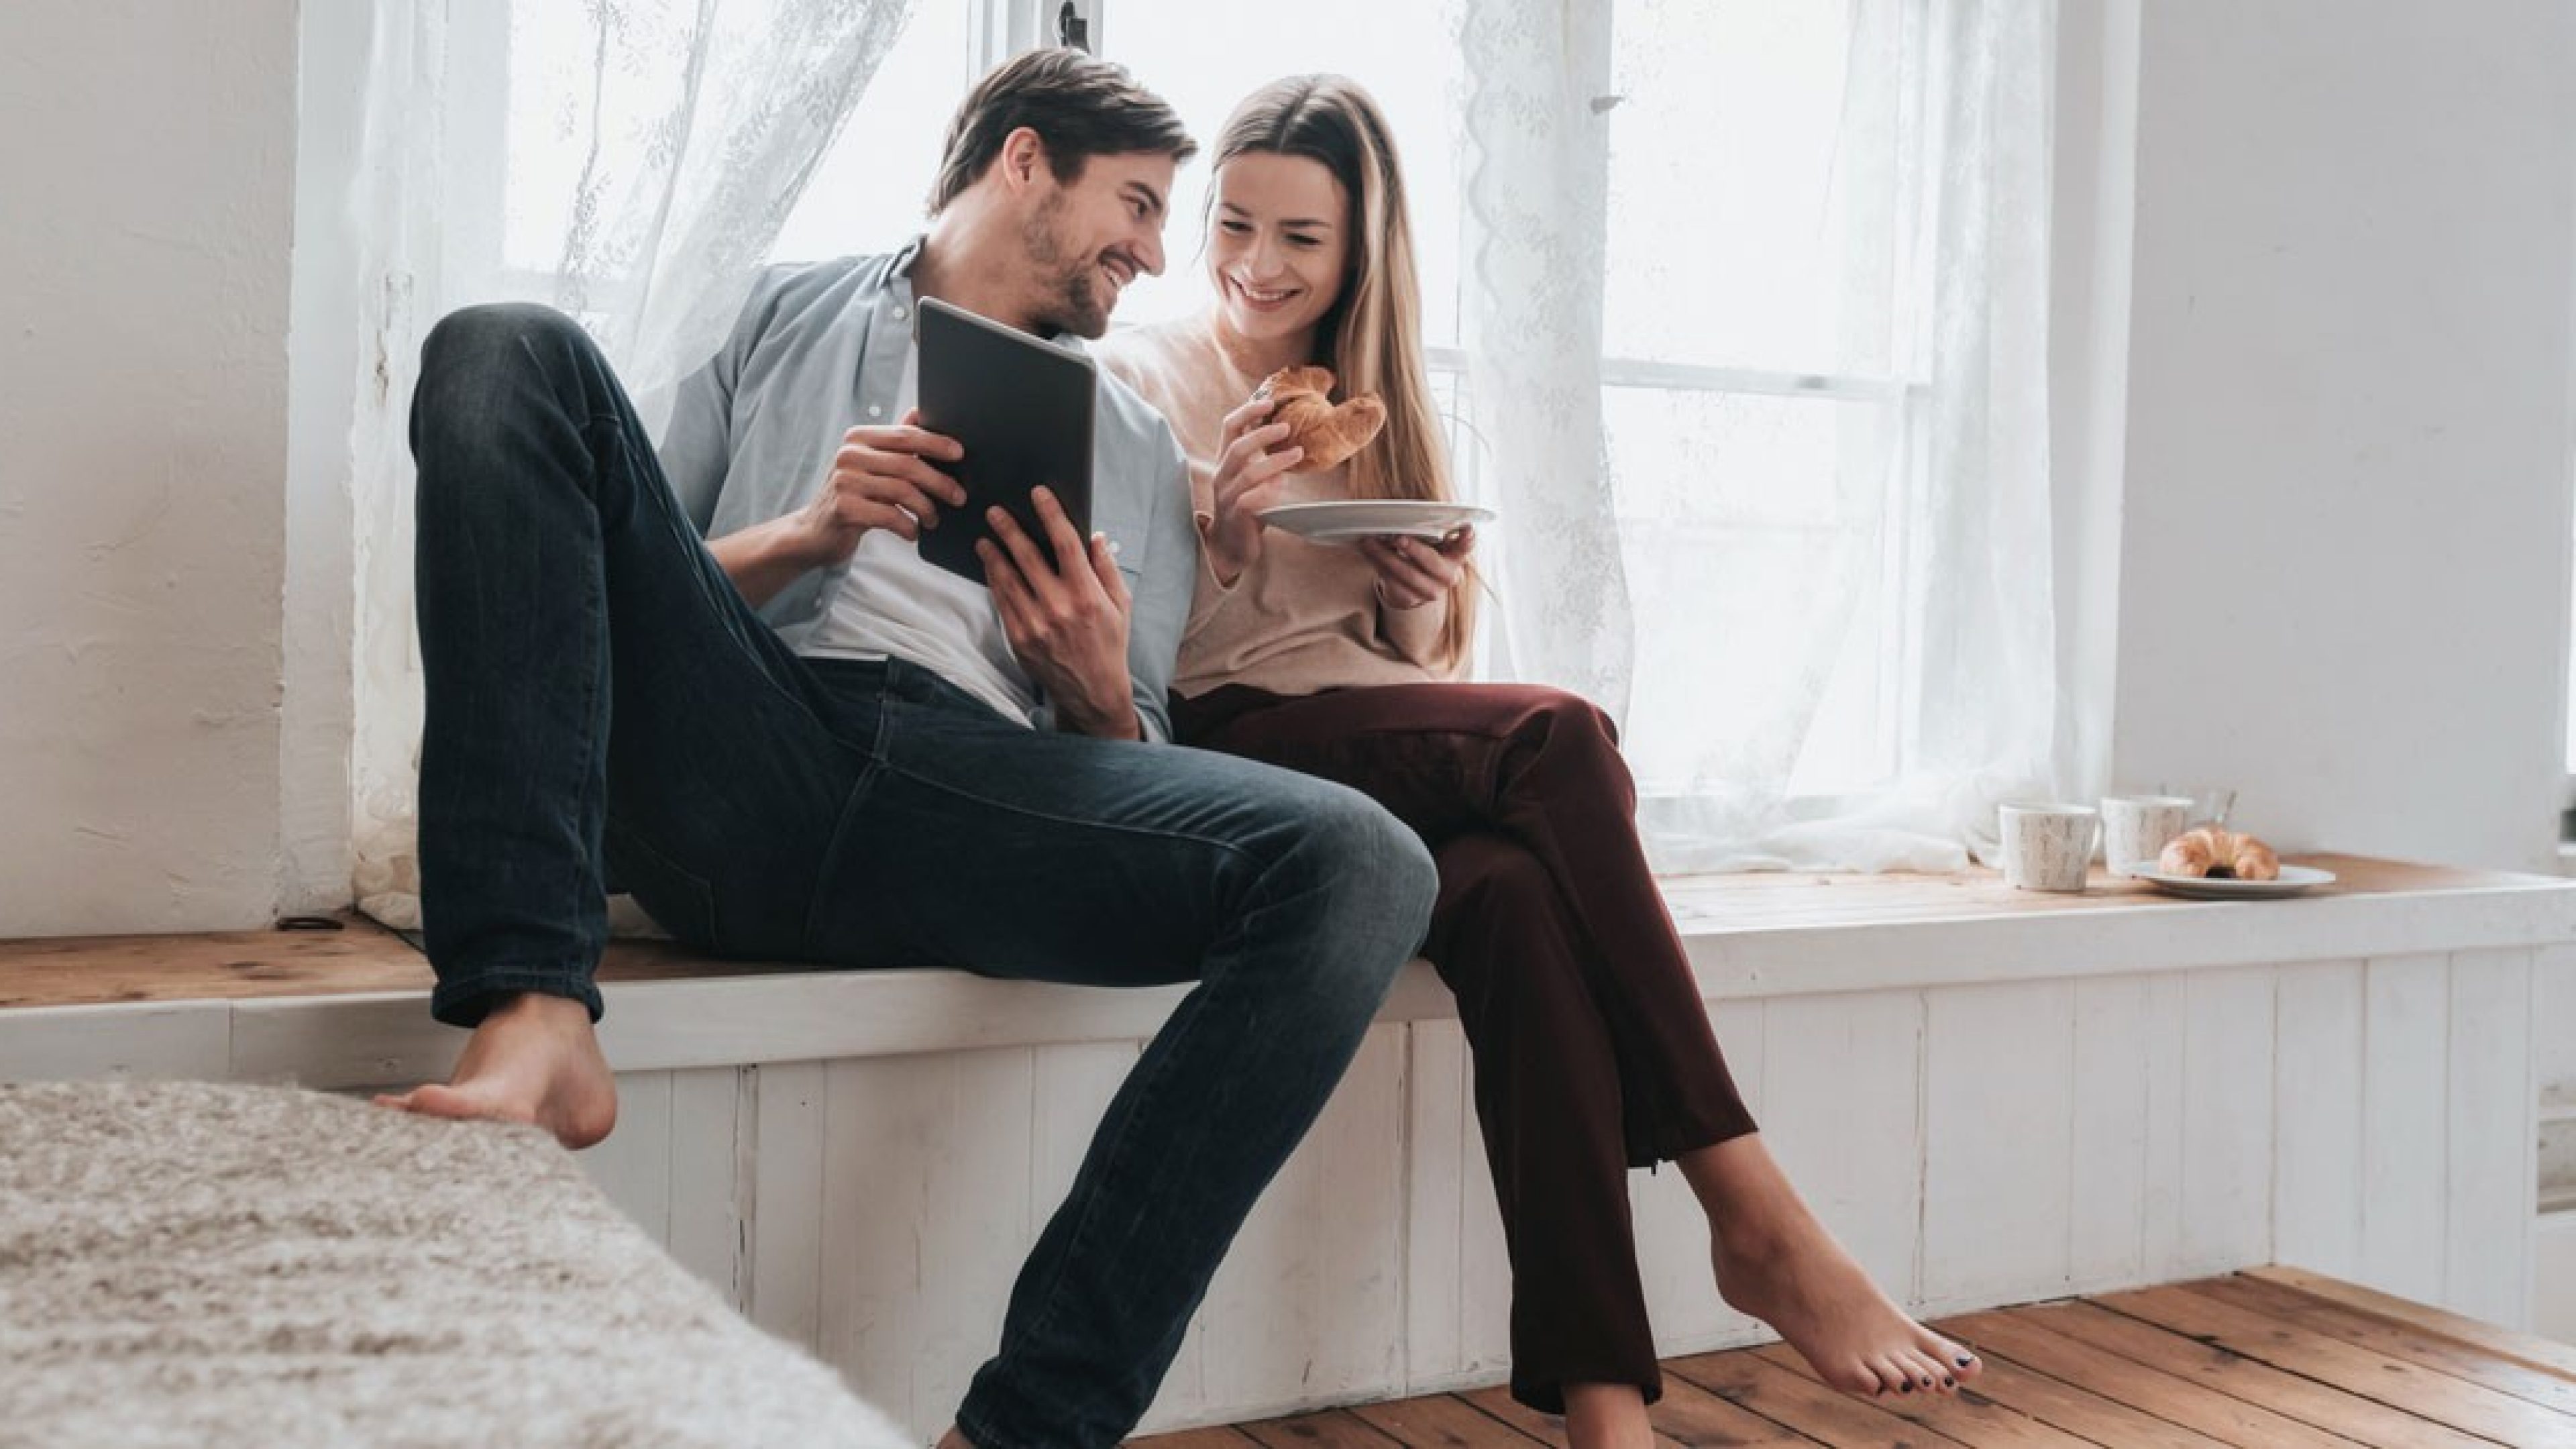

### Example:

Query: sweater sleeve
xmin=1379 ymin=588 xmax=1454 ymax=672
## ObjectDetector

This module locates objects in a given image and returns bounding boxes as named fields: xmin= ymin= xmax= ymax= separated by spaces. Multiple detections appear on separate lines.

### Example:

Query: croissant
xmin=2156 ymin=826 xmax=2281 ymax=881
xmin=1256 ymin=365 xmax=1387 ymax=472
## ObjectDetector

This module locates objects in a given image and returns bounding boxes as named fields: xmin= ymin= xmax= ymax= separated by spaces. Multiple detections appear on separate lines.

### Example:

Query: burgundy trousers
xmin=1175 ymin=682 xmax=1756 ymax=1411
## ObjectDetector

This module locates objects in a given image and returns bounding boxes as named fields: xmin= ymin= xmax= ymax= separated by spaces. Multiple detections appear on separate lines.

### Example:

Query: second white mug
xmin=2101 ymin=794 xmax=2194 ymax=876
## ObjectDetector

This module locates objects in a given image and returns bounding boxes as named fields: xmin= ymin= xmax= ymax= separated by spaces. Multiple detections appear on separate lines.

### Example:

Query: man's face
xmin=1019 ymin=150 xmax=1175 ymax=338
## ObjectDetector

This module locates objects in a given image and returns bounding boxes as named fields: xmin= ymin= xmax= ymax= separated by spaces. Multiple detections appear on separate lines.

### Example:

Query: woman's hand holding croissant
xmin=1203 ymin=393 xmax=1303 ymax=587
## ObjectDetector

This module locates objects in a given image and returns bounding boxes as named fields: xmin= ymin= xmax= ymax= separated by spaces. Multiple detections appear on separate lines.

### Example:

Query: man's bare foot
xmin=372 ymin=992 xmax=618 ymax=1149
xmin=1681 ymin=1135 xmax=1978 ymax=1399
xmin=1562 ymin=1382 xmax=1654 ymax=1449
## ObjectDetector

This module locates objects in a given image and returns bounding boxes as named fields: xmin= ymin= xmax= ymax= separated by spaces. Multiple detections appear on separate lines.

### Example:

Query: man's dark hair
xmin=928 ymin=48 xmax=1196 ymax=213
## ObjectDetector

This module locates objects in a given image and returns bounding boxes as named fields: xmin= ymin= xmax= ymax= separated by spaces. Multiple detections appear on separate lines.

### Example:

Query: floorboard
xmin=1133 ymin=1272 xmax=2575 ymax=1448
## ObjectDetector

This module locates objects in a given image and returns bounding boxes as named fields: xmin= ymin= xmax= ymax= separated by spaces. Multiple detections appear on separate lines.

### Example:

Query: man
xmin=376 ymin=49 xmax=1437 ymax=1448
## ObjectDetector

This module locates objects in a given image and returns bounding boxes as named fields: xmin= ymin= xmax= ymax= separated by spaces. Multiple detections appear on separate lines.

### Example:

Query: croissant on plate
xmin=1256 ymin=365 xmax=1387 ymax=472
xmin=2155 ymin=826 xmax=2281 ymax=881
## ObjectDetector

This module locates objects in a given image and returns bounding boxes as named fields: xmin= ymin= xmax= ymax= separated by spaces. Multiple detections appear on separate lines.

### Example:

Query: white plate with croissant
xmin=1256 ymin=500 xmax=1495 ymax=545
xmin=2131 ymin=825 xmax=2334 ymax=898
xmin=2131 ymin=863 xmax=2336 ymax=900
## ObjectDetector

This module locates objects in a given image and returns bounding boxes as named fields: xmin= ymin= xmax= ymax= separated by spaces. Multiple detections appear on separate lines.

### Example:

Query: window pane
xmin=1603 ymin=386 xmax=1896 ymax=798
xmin=1604 ymin=0 xmax=1906 ymax=376
xmin=1105 ymin=0 xmax=1466 ymax=346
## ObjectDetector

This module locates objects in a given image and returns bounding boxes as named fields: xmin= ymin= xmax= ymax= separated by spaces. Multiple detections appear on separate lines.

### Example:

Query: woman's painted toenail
xmin=1898 ymin=1381 xmax=1913 ymax=1393
xmin=1943 ymin=1376 xmax=1956 ymax=1387
xmin=1955 ymin=1355 xmax=1974 ymax=1366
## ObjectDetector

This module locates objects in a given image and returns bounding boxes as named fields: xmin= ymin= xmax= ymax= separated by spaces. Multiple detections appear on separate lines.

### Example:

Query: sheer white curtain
xmin=346 ymin=0 xmax=919 ymax=926
xmin=1462 ymin=0 xmax=2063 ymax=873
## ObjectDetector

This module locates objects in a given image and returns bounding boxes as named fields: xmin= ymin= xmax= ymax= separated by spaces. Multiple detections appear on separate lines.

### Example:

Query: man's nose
xmin=1135 ymin=224 xmax=1166 ymax=278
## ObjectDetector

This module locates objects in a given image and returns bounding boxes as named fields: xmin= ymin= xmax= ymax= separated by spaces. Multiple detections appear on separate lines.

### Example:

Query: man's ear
xmin=997 ymin=126 xmax=1050 ymax=193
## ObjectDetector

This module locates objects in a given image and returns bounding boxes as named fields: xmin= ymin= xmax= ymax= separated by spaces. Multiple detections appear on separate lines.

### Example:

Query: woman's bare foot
xmin=1562 ymin=1382 xmax=1655 ymax=1449
xmin=372 ymin=991 xmax=618 ymax=1149
xmin=1681 ymin=1134 xmax=1977 ymax=1399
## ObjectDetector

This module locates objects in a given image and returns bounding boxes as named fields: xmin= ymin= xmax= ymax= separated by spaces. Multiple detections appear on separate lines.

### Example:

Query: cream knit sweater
xmin=1096 ymin=317 xmax=1453 ymax=700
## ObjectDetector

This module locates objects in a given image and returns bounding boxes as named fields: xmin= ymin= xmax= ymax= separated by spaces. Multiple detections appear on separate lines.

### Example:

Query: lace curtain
xmin=347 ymin=0 xmax=919 ymax=925
xmin=1462 ymin=0 xmax=2064 ymax=873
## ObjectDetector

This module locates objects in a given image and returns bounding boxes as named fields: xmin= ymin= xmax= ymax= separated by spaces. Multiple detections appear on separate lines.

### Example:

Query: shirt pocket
xmin=1089 ymin=496 xmax=1150 ymax=589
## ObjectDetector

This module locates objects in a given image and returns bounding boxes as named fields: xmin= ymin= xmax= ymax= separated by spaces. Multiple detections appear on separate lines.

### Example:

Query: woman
xmin=1097 ymin=76 xmax=1978 ymax=1445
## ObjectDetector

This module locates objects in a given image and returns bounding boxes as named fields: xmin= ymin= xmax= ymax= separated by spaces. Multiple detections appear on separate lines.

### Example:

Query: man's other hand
xmin=978 ymin=487 xmax=1140 ymax=741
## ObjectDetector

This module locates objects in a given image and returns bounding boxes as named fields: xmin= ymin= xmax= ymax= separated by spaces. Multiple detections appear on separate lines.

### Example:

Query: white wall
xmin=0 ymin=0 xmax=301 ymax=934
xmin=2108 ymin=1 xmax=2576 ymax=873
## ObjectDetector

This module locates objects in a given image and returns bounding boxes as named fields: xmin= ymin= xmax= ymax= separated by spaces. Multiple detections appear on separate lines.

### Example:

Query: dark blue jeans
xmin=409 ymin=303 xmax=1437 ymax=1447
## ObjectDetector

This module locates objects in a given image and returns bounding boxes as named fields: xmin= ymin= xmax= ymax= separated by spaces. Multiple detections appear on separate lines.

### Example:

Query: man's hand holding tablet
xmin=915 ymin=297 xmax=1136 ymax=740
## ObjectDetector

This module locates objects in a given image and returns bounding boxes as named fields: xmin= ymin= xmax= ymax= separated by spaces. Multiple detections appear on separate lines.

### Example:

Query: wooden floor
xmin=1135 ymin=1269 xmax=2576 ymax=1448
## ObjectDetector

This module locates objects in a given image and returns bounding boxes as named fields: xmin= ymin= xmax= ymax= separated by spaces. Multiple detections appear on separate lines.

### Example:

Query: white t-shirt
xmin=800 ymin=346 xmax=1039 ymax=725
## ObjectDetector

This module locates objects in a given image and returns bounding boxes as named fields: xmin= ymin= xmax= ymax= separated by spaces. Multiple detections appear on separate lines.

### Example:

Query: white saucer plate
xmin=2130 ymin=863 xmax=2337 ymax=900
xmin=1256 ymin=500 xmax=1496 ymax=545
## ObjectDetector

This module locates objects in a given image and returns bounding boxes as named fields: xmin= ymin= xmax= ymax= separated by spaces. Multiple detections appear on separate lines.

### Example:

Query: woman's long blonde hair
xmin=1212 ymin=76 xmax=1475 ymax=672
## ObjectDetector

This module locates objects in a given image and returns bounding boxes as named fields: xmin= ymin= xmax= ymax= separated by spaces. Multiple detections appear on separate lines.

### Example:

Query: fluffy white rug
xmin=0 ymin=1080 xmax=908 ymax=1448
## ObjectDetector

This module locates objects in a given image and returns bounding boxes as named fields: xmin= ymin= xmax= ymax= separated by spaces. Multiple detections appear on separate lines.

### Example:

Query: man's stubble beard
xmin=1022 ymin=191 xmax=1110 ymax=339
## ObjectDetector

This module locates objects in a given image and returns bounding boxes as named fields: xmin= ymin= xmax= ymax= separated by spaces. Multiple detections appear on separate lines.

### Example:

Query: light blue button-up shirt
xmin=657 ymin=240 xmax=1195 ymax=741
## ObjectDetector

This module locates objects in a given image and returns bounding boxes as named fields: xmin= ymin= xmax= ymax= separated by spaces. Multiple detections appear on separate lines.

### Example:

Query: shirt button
xmin=866 ymin=405 xmax=884 ymax=419
xmin=892 ymin=305 xmax=909 ymax=321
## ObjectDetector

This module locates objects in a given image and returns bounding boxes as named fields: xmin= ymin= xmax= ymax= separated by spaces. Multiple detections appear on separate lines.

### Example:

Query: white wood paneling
xmin=747 ymin=1061 xmax=827 ymax=1352
xmin=1923 ymin=981 xmax=2076 ymax=1307
xmin=2445 ymin=948 xmax=2534 ymax=1326
xmin=2176 ymin=966 xmax=2277 ymax=1275
xmin=2540 ymin=944 xmax=2576 ymax=1116
xmin=2137 ymin=974 xmax=2192 ymax=1279
xmin=0 ymin=1000 xmax=229 ymax=1081
xmin=576 ymin=1069 xmax=674 ymax=1243
xmin=1174 ymin=1025 xmax=1408 ymax=1428
xmin=665 ymin=1065 xmax=749 ymax=1307
xmin=816 ymin=1049 xmax=1037 ymax=1438
xmin=2273 ymin=959 xmax=2367 ymax=1281
xmin=2362 ymin=953 xmax=2450 ymax=1302
xmin=1758 ymin=993 xmax=1924 ymax=1307
xmin=1399 ymin=1018 xmax=1475 ymax=1390
xmin=2538 ymin=1208 xmax=2576 ymax=1345
xmin=2070 ymin=975 xmax=2155 ymax=1287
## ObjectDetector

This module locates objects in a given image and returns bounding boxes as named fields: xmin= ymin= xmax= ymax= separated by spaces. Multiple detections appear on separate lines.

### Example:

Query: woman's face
xmin=1207 ymin=151 xmax=1351 ymax=352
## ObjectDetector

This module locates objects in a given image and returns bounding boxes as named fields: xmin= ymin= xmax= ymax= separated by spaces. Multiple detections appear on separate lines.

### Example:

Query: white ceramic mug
xmin=2100 ymin=794 xmax=2195 ymax=876
xmin=1998 ymin=802 xmax=2100 ymax=892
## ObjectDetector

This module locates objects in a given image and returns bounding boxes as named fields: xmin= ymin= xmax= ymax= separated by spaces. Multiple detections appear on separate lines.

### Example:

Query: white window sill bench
xmin=5 ymin=853 xmax=2567 ymax=1438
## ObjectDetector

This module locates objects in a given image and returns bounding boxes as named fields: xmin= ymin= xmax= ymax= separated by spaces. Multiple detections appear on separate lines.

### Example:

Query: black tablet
xmin=913 ymin=295 xmax=1097 ymax=585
